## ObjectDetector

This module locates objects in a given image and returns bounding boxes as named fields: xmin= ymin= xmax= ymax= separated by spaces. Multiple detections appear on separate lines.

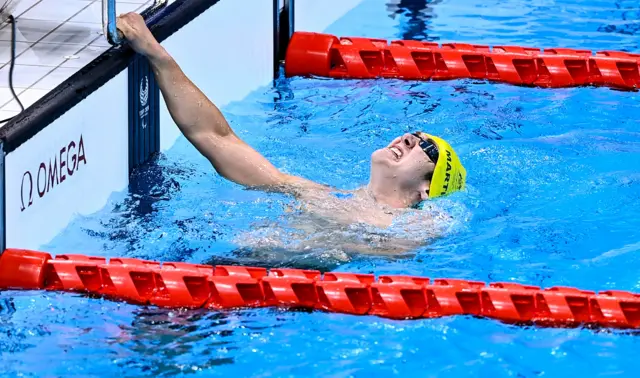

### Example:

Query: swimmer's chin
xmin=371 ymin=148 xmax=398 ymax=167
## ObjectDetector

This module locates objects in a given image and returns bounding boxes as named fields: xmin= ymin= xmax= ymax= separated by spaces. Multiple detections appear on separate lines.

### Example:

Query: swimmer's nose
xmin=402 ymin=133 xmax=418 ymax=149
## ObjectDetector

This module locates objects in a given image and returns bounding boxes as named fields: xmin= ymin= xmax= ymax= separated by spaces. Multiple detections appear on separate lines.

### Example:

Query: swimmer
xmin=116 ymin=13 xmax=467 ymax=256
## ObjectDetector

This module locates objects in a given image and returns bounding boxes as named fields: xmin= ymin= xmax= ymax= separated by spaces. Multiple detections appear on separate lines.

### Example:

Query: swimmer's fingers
xmin=114 ymin=17 xmax=125 ymax=41
xmin=115 ymin=12 xmax=158 ymax=55
xmin=114 ymin=14 xmax=129 ymax=41
xmin=115 ymin=12 xmax=139 ymax=39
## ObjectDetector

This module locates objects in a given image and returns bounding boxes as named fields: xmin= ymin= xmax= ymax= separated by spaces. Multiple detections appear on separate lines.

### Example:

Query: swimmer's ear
xmin=419 ymin=182 xmax=431 ymax=201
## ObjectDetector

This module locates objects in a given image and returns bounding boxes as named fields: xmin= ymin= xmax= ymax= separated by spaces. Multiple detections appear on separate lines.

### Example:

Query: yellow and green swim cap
xmin=414 ymin=132 xmax=467 ymax=199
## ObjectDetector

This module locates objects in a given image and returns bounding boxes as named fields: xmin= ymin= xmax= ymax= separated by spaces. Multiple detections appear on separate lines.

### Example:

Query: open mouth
xmin=389 ymin=146 xmax=403 ymax=160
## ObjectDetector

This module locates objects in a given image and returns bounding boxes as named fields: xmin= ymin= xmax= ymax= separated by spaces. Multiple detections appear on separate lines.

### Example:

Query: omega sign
xmin=20 ymin=134 xmax=87 ymax=212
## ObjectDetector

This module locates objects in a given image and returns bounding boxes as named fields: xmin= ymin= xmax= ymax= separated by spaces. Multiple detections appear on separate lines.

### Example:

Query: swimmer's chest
xmin=296 ymin=192 xmax=395 ymax=229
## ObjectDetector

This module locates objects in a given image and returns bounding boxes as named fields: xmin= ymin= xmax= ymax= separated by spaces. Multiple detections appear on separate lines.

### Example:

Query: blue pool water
xmin=3 ymin=0 xmax=640 ymax=376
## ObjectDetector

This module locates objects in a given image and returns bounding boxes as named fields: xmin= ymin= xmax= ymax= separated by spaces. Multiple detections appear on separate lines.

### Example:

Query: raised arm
xmin=116 ymin=13 xmax=327 ymax=193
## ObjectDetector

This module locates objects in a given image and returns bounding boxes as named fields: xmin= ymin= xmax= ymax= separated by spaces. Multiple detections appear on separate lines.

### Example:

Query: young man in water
xmin=116 ymin=13 xmax=466 ymax=240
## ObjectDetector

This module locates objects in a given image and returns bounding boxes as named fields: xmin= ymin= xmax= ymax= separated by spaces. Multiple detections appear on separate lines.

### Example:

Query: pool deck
xmin=0 ymin=0 xmax=155 ymax=127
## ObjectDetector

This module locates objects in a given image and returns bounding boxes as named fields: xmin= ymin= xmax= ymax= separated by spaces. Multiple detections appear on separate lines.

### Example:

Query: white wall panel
xmin=294 ymin=0 xmax=365 ymax=34
xmin=5 ymin=72 xmax=129 ymax=250
xmin=159 ymin=0 xmax=275 ymax=151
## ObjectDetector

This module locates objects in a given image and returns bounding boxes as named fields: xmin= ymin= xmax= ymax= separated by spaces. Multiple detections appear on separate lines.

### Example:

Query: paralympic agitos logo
xmin=20 ymin=134 xmax=87 ymax=212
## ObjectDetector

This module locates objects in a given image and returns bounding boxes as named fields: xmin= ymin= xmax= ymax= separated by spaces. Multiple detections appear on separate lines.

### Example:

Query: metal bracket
xmin=104 ymin=0 xmax=169 ymax=45
xmin=0 ymin=143 xmax=6 ymax=253
xmin=273 ymin=0 xmax=295 ymax=79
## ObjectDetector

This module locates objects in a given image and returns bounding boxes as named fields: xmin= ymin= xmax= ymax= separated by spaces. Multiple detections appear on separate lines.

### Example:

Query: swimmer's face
xmin=369 ymin=133 xmax=436 ymax=206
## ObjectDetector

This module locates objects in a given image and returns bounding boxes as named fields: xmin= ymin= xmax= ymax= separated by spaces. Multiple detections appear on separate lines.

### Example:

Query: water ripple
xmin=4 ymin=0 xmax=640 ymax=376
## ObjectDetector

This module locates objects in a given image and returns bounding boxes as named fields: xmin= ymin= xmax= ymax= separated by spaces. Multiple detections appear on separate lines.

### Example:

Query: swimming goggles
xmin=413 ymin=132 xmax=439 ymax=164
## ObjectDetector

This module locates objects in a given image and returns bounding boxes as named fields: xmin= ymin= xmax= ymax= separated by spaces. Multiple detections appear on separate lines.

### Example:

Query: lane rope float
xmin=1 ymin=249 xmax=639 ymax=330
xmin=284 ymin=32 xmax=640 ymax=91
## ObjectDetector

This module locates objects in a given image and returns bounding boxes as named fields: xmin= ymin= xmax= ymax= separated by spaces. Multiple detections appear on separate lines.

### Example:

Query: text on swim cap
xmin=440 ymin=150 xmax=452 ymax=195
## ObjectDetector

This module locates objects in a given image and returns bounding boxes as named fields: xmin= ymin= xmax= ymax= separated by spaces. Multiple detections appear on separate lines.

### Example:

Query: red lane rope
xmin=1 ymin=249 xmax=640 ymax=329
xmin=284 ymin=32 xmax=640 ymax=91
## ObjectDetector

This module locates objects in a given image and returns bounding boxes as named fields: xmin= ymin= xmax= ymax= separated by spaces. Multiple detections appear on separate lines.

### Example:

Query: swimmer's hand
xmin=116 ymin=12 xmax=165 ymax=60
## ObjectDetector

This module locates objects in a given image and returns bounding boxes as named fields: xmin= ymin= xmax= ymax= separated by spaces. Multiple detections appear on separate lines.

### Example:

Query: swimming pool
xmin=2 ymin=0 xmax=640 ymax=376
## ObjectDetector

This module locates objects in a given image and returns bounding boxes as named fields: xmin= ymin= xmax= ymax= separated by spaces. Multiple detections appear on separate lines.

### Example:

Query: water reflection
xmin=113 ymin=308 xmax=239 ymax=375
xmin=386 ymin=0 xmax=442 ymax=41
xmin=109 ymin=305 xmax=322 ymax=376
xmin=597 ymin=1 xmax=640 ymax=42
